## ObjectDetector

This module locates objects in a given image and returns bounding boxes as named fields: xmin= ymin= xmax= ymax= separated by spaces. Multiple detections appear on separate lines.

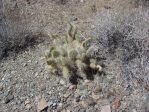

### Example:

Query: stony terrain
xmin=0 ymin=0 xmax=149 ymax=112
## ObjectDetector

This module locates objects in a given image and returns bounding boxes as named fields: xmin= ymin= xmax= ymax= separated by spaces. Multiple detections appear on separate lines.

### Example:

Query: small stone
xmin=28 ymin=60 xmax=31 ymax=63
xmin=61 ymin=109 xmax=67 ymax=112
xmin=112 ymin=98 xmax=121 ymax=109
xmin=0 ymin=83 xmax=3 ymax=91
xmin=87 ymin=83 xmax=94 ymax=90
xmin=77 ymin=85 xmax=88 ymax=95
xmin=47 ymin=101 xmax=53 ymax=107
xmin=132 ymin=109 xmax=137 ymax=112
xmin=84 ymin=79 xmax=91 ymax=83
xmin=75 ymin=96 xmax=80 ymax=102
xmin=92 ymin=92 xmax=103 ymax=100
xmin=81 ymin=97 xmax=95 ymax=108
xmin=78 ymin=85 xmax=86 ymax=91
xmin=93 ymin=85 xmax=102 ymax=93
xmin=40 ymin=85 xmax=46 ymax=91
xmin=113 ymin=85 xmax=123 ymax=95
xmin=104 ymin=5 xmax=112 ymax=9
xmin=86 ymin=107 xmax=98 ymax=112
xmin=4 ymin=94 xmax=14 ymax=104
xmin=107 ymin=90 xmax=115 ymax=98
xmin=66 ymin=109 xmax=71 ymax=112
xmin=52 ymin=103 xmax=57 ymax=107
xmin=58 ymin=103 xmax=63 ymax=107
xmin=80 ymin=0 xmax=84 ymax=3
xmin=101 ymin=105 xmax=111 ymax=112
xmin=79 ymin=108 xmax=86 ymax=112
xmin=73 ymin=17 xmax=78 ymax=21
xmin=144 ymin=85 xmax=149 ymax=91
xmin=69 ymin=84 xmax=77 ymax=91
xmin=37 ymin=98 xmax=48 ymax=111
xmin=60 ymin=79 xmax=66 ymax=85
xmin=25 ymin=99 xmax=30 ymax=105
xmin=91 ymin=25 xmax=95 ymax=29
xmin=145 ymin=95 xmax=149 ymax=112
xmin=23 ymin=63 xmax=27 ymax=67
xmin=26 ymin=104 xmax=32 ymax=109
xmin=61 ymin=97 xmax=67 ymax=103
xmin=63 ymin=91 xmax=71 ymax=98
xmin=4 ymin=90 xmax=14 ymax=104
xmin=57 ymin=106 xmax=63 ymax=112
xmin=35 ymin=72 xmax=39 ymax=77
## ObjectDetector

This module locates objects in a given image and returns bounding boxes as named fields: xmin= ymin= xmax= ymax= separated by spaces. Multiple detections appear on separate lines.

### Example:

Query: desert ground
xmin=0 ymin=0 xmax=149 ymax=112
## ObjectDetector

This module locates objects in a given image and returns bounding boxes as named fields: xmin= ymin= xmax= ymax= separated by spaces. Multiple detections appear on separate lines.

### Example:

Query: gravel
xmin=0 ymin=0 xmax=148 ymax=112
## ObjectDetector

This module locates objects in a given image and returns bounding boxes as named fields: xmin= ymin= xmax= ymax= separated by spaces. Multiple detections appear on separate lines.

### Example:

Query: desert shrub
xmin=91 ymin=8 xmax=149 ymax=87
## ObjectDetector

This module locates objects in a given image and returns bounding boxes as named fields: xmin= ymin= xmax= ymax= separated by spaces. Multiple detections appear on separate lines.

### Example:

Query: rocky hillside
xmin=0 ymin=0 xmax=149 ymax=112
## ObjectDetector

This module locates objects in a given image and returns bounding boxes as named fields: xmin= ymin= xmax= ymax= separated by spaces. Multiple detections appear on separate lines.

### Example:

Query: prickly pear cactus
xmin=45 ymin=24 xmax=102 ymax=81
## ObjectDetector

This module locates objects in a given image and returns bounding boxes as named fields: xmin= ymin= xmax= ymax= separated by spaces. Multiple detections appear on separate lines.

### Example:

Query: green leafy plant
xmin=45 ymin=24 xmax=102 ymax=82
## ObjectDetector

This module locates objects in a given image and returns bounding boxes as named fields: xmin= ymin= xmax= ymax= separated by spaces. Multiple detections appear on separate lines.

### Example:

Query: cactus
xmin=45 ymin=24 xmax=102 ymax=82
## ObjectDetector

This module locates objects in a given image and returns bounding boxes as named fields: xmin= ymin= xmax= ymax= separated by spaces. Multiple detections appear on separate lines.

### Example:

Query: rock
xmin=145 ymin=94 xmax=149 ymax=112
xmin=132 ymin=109 xmax=137 ymax=112
xmin=87 ymin=83 xmax=94 ymax=90
xmin=75 ymin=95 xmax=80 ymax=102
xmin=84 ymin=79 xmax=90 ymax=84
xmin=63 ymin=92 xmax=71 ymax=98
xmin=80 ymin=0 xmax=84 ymax=3
xmin=113 ymin=85 xmax=123 ymax=95
xmin=81 ymin=97 xmax=95 ymax=108
xmin=52 ymin=103 xmax=57 ymax=107
xmin=57 ymin=105 xmax=63 ymax=112
xmin=144 ymin=85 xmax=149 ymax=91
xmin=86 ymin=107 xmax=98 ymax=112
xmin=101 ymin=105 xmax=111 ymax=112
xmin=25 ymin=99 xmax=32 ymax=109
xmin=77 ymin=85 xmax=88 ymax=95
xmin=73 ymin=17 xmax=78 ymax=21
xmin=80 ymin=92 xmax=90 ymax=100
xmin=0 ymin=83 xmax=3 ymax=91
xmin=58 ymin=103 xmax=63 ymax=107
xmin=78 ymin=85 xmax=88 ymax=91
xmin=23 ymin=63 xmax=27 ymax=67
xmin=47 ymin=101 xmax=53 ymax=107
xmin=112 ymin=98 xmax=121 ymax=109
xmin=25 ymin=104 xmax=32 ymax=109
xmin=37 ymin=98 xmax=48 ymax=112
xmin=106 ymin=90 xmax=115 ymax=98
xmin=78 ymin=108 xmax=86 ymax=112
xmin=4 ymin=90 xmax=14 ymax=104
xmin=60 ymin=79 xmax=66 ymax=85
xmin=93 ymin=85 xmax=102 ymax=93
xmin=92 ymin=92 xmax=103 ymax=100
xmin=69 ymin=84 xmax=77 ymax=91
xmin=66 ymin=109 xmax=71 ymax=112
xmin=40 ymin=85 xmax=46 ymax=91
xmin=91 ymin=25 xmax=95 ymax=29
xmin=24 ymin=99 xmax=31 ymax=105
xmin=4 ymin=94 xmax=14 ymax=104
xmin=90 ymin=84 xmax=103 ymax=100
xmin=61 ymin=109 xmax=67 ymax=112
xmin=53 ymin=97 xmax=61 ymax=103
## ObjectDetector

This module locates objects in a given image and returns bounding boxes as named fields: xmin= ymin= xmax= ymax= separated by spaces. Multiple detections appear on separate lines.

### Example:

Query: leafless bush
xmin=135 ymin=0 xmax=149 ymax=7
xmin=0 ymin=0 xmax=47 ymax=59
xmin=92 ymin=8 xmax=149 ymax=87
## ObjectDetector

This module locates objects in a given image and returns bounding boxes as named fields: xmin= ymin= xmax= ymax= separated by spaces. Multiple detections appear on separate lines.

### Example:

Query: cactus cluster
xmin=45 ymin=24 xmax=102 ymax=82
